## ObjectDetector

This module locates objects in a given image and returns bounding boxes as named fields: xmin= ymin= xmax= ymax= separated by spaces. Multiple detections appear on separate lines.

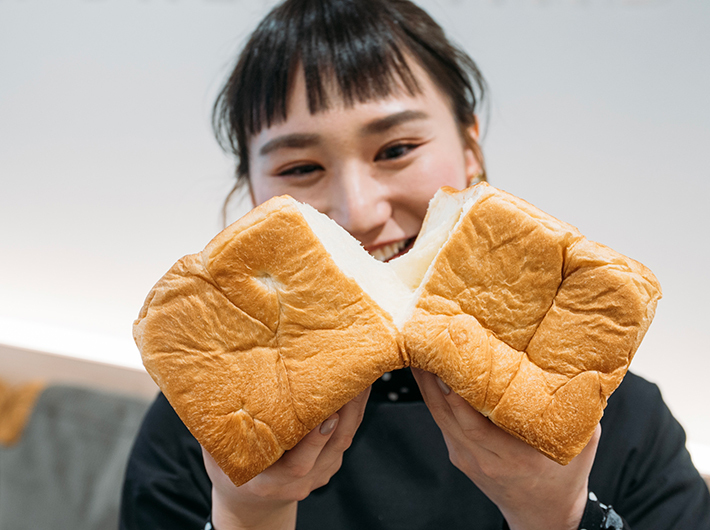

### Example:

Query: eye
xmin=277 ymin=163 xmax=323 ymax=177
xmin=375 ymin=142 xmax=419 ymax=162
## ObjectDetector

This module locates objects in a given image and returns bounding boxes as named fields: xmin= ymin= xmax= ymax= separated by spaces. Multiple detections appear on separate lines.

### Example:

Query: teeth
xmin=371 ymin=239 xmax=409 ymax=262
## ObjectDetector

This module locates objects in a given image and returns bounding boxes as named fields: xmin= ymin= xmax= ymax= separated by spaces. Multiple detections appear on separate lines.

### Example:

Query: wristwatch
xmin=579 ymin=491 xmax=627 ymax=530
xmin=500 ymin=491 xmax=627 ymax=530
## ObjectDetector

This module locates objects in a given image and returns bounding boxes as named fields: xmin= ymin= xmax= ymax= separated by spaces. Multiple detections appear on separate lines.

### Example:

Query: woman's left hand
xmin=412 ymin=367 xmax=600 ymax=530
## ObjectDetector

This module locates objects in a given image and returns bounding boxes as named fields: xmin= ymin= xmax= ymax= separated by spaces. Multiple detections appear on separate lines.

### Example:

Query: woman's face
xmin=248 ymin=63 xmax=480 ymax=262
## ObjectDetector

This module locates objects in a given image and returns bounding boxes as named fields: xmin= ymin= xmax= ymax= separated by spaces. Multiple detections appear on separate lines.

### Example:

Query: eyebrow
xmin=259 ymin=133 xmax=321 ymax=156
xmin=258 ymin=110 xmax=430 ymax=157
xmin=361 ymin=110 xmax=429 ymax=136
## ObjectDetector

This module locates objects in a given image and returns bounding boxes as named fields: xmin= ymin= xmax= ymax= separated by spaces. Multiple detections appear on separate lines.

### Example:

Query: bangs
xmin=245 ymin=0 xmax=420 ymax=137
xmin=296 ymin=0 xmax=422 ymax=119
xmin=214 ymin=0 xmax=424 ymax=165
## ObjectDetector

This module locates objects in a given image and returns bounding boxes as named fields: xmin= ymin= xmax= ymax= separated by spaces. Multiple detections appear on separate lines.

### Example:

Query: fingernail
xmin=436 ymin=376 xmax=451 ymax=395
xmin=320 ymin=416 xmax=338 ymax=435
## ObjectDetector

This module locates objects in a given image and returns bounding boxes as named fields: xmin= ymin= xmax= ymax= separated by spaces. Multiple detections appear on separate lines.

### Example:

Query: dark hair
xmin=213 ymin=0 xmax=488 ymax=215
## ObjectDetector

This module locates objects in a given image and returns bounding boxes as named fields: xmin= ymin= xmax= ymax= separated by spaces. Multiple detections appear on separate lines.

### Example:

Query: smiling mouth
xmin=369 ymin=236 xmax=417 ymax=262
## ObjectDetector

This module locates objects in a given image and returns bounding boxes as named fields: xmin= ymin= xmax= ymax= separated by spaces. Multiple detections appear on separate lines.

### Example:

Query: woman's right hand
xmin=203 ymin=386 xmax=371 ymax=530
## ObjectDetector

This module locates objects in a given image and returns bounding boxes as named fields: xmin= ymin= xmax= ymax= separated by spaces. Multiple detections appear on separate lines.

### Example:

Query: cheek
xmin=249 ymin=179 xmax=273 ymax=207
xmin=391 ymin=152 xmax=469 ymax=227
xmin=249 ymin=167 xmax=289 ymax=207
xmin=248 ymin=151 xmax=290 ymax=206
xmin=249 ymin=174 xmax=333 ymax=215
xmin=431 ymin=157 xmax=469 ymax=189
xmin=407 ymin=145 xmax=469 ymax=196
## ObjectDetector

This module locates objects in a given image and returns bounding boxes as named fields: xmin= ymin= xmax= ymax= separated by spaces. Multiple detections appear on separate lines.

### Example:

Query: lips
xmin=368 ymin=236 xmax=417 ymax=262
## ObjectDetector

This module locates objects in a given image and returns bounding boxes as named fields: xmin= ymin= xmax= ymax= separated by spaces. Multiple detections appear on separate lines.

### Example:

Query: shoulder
xmin=596 ymin=371 xmax=681 ymax=474
xmin=131 ymin=392 xmax=208 ymax=481
xmin=140 ymin=392 xmax=194 ymax=439
xmin=600 ymin=371 xmax=666 ymax=430
xmin=606 ymin=371 xmax=663 ymax=411
xmin=591 ymin=372 xmax=710 ymax=528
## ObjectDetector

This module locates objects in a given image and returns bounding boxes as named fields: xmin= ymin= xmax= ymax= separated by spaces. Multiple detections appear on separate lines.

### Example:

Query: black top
xmin=119 ymin=370 xmax=710 ymax=529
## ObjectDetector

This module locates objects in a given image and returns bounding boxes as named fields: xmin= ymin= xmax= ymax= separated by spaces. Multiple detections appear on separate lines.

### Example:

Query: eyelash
xmin=375 ymin=142 xmax=420 ymax=161
xmin=277 ymin=163 xmax=323 ymax=177
xmin=275 ymin=141 xmax=421 ymax=177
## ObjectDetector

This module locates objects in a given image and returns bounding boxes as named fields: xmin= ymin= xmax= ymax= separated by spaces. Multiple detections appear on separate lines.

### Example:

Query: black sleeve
xmin=119 ymin=393 xmax=212 ymax=530
xmin=590 ymin=373 xmax=710 ymax=529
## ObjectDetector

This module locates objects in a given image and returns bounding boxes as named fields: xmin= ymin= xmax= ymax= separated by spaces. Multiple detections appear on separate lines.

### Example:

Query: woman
xmin=120 ymin=1 xmax=710 ymax=529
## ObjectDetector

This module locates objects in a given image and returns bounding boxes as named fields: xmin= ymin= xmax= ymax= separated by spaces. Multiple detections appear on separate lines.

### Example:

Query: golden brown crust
xmin=134 ymin=197 xmax=405 ymax=485
xmin=405 ymin=183 xmax=662 ymax=464
xmin=134 ymin=183 xmax=661 ymax=482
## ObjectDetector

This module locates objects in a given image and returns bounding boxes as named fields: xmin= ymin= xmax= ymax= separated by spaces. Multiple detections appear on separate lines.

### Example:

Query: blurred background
xmin=1 ymin=0 xmax=708 ymax=480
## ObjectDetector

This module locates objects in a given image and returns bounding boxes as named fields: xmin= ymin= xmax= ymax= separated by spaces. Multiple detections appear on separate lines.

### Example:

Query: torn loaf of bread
xmin=133 ymin=182 xmax=661 ymax=486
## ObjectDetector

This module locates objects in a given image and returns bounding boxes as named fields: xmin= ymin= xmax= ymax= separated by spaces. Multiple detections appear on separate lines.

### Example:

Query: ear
xmin=463 ymin=118 xmax=482 ymax=185
xmin=468 ymin=117 xmax=480 ymax=142
xmin=249 ymin=183 xmax=257 ymax=208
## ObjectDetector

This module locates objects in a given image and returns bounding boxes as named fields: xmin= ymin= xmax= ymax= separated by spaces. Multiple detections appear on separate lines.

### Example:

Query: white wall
xmin=1 ymin=0 xmax=708 ymax=470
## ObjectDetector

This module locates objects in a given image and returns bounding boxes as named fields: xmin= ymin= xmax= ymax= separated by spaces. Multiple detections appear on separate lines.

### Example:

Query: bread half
xmin=403 ymin=184 xmax=661 ymax=463
xmin=134 ymin=197 xmax=407 ymax=484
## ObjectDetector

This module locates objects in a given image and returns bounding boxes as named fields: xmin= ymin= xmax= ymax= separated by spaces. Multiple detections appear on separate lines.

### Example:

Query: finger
xmin=202 ymin=446 xmax=241 ymax=494
xmin=201 ymin=446 xmax=222 ymax=480
xmin=412 ymin=368 xmax=501 ymax=454
xmin=318 ymin=386 xmax=371 ymax=462
xmin=589 ymin=423 xmax=602 ymax=450
xmin=569 ymin=423 xmax=601 ymax=471
xmin=277 ymin=413 xmax=339 ymax=478
xmin=443 ymin=386 xmax=497 ymax=445
xmin=411 ymin=368 xmax=470 ymax=440
xmin=333 ymin=386 xmax=371 ymax=433
xmin=263 ymin=388 xmax=370 ymax=489
xmin=411 ymin=367 xmax=451 ymax=413
xmin=278 ymin=386 xmax=370 ymax=481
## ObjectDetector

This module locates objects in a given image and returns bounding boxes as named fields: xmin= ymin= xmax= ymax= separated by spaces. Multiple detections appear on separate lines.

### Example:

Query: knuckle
xmin=312 ymin=457 xmax=343 ymax=491
xmin=248 ymin=480 xmax=277 ymax=499
xmin=330 ymin=434 xmax=354 ymax=453
xmin=460 ymin=424 xmax=486 ymax=442
xmin=448 ymin=448 xmax=477 ymax=478
xmin=427 ymin=400 xmax=450 ymax=419
xmin=448 ymin=451 xmax=463 ymax=470
xmin=283 ymin=460 xmax=312 ymax=479
xmin=330 ymin=454 xmax=344 ymax=473
xmin=288 ymin=484 xmax=312 ymax=502
xmin=311 ymin=473 xmax=333 ymax=492
xmin=477 ymin=458 xmax=502 ymax=480
xmin=477 ymin=456 xmax=525 ymax=481
xmin=302 ymin=430 xmax=326 ymax=447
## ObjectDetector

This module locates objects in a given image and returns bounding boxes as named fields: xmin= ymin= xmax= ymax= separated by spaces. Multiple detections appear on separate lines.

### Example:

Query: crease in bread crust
xmin=275 ymin=353 xmax=303 ymax=447
xmin=249 ymin=265 xmax=309 ymax=447
xmin=483 ymin=342 xmax=523 ymax=418
xmin=135 ymin=182 xmax=662 ymax=483
xmin=480 ymin=190 xmax=580 ymax=353
xmin=248 ymin=265 xmax=311 ymax=448
xmin=197 ymin=249 xmax=276 ymax=338
xmin=196 ymin=247 xmax=309 ymax=459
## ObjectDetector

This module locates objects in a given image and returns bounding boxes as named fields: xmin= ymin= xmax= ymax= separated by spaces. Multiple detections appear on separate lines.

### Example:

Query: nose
xmin=326 ymin=162 xmax=391 ymax=243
